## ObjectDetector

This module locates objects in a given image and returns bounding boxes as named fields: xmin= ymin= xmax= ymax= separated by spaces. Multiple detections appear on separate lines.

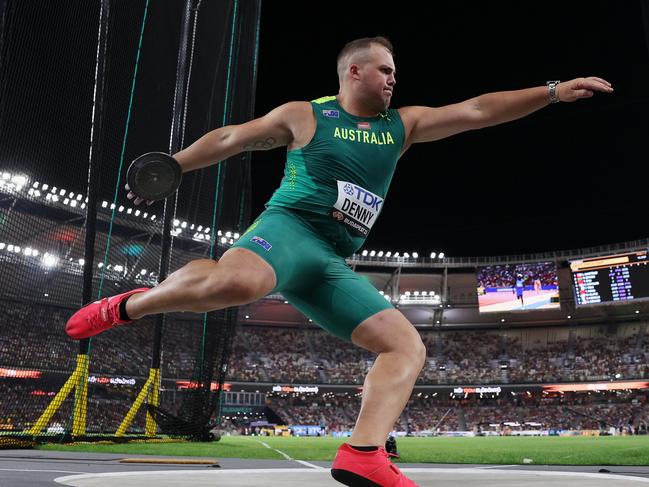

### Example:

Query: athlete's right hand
xmin=125 ymin=183 xmax=154 ymax=206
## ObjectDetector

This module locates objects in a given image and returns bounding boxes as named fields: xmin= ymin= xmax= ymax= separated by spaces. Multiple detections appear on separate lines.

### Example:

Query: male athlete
xmin=66 ymin=37 xmax=612 ymax=486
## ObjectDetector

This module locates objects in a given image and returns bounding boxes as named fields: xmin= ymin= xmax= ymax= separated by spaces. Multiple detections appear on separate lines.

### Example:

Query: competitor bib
xmin=331 ymin=181 xmax=383 ymax=237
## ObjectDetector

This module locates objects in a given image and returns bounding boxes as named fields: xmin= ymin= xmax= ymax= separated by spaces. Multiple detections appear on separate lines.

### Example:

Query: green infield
xmin=39 ymin=435 xmax=649 ymax=465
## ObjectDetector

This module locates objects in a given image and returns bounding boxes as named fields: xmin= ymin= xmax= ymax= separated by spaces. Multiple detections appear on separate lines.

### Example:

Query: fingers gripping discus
xmin=127 ymin=152 xmax=182 ymax=201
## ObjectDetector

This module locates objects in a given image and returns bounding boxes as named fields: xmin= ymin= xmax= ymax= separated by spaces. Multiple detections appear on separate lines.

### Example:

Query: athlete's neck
xmin=336 ymin=94 xmax=380 ymax=118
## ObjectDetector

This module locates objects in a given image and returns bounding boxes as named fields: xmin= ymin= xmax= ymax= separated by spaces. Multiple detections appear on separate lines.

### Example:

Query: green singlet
xmin=232 ymin=96 xmax=406 ymax=341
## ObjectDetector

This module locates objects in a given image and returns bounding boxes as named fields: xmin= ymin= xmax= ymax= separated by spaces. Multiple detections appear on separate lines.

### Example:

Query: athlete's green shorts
xmin=231 ymin=206 xmax=393 ymax=341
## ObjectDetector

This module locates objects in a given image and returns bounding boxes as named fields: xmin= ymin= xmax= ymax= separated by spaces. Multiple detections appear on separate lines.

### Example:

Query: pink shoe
xmin=66 ymin=288 xmax=149 ymax=339
xmin=331 ymin=443 xmax=419 ymax=486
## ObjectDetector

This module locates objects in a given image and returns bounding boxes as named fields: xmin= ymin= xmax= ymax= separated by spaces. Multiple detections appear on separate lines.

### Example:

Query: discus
xmin=126 ymin=152 xmax=182 ymax=201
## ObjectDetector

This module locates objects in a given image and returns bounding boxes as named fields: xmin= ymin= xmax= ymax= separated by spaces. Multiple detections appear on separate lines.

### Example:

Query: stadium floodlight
xmin=142 ymin=212 xmax=147 ymax=218
xmin=118 ymin=205 xmax=124 ymax=212
xmin=59 ymin=189 xmax=65 ymax=196
xmin=384 ymin=294 xmax=390 ymax=301
xmin=414 ymin=291 xmax=419 ymax=296
xmin=126 ymin=208 xmax=132 ymax=214
xmin=501 ymin=318 xmax=505 ymax=322
xmin=430 ymin=252 xmax=436 ymax=259
xmin=7 ymin=245 xmax=13 ymax=252
xmin=385 ymin=251 xmax=392 ymax=257
xmin=567 ymin=315 xmax=572 ymax=319
xmin=134 ymin=210 xmax=140 ymax=216
xmin=1 ymin=172 xmax=9 ymax=180
xmin=52 ymin=195 xmax=59 ymax=202
xmin=220 ymin=237 xmax=227 ymax=244
xmin=32 ymin=249 xmax=39 ymax=256
xmin=76 ymin=194 xmax=82 ymax=201
xmin=181 ymin=221 xmax=187 ymax=229
xmin=229 ymin=238 xmax=234 ymax=244
xmin=439 ymin=252 xmax=445 ymax=259
xmin=78 ymin=259 xmax=84 ymax=266
xmin=190 ymin=224 xmax=195 ymax=230
xmin=24 ymin=248 xmax=32 ymax=256
xmin=140 ymin=269 xmax=147 ymax=275
xmin=204 ymin=227 xmax=210 ymax=233
xmin=33 ymin=182 xmax=39 ymax=188
xmin=70 ymin=200 xmax=77 ymax=207
xmin=405 ymin=291 xmax=411 ymax=296
xmin=97 ymin=262 xmax=104 ymax=268
xmin=404 ymin=252 xmax=410 ymax=258
xmin=245 ymin=315 xmax=250 ymax=319
xmin=110 ymin=203 xmax=115 ymax=209
xmin=436 ymin=320 xmax=440 ymax=324
xmin=370 ymin=250 xmax=376 ymax=257
xmin=42 ymin=253 xmax=58 ymax=268
xmin=362 ymin=250 xmax=368 ymax=256
xmin=197 ymin=225 xmax=203 ymax=232
xmin=412 ymin=252 xmax=418 ymax=258
xmin=173 ymin=219 xmax=180 ymax=226
xmin=13 ymin=246 xmax=20 ymax=253
xmin=394 ymin=252 xmax=400 ymax=258
xmin=42 ymin=184 xmax=48 ymax=190
xmin=636 ymin=310 xmax=640 ymax=314
xmin=114 ymin=265 xmax=124 ymax=272
xmin=217 ymin=230 xmax=222 ymax=236
xmin=377 ymin=251 xmax=384 ymax=257
xmin=234 ymin=232 xmax=240 ymax=239
xmin=63 ymin=198 xmax=70 ymax=205
xmin=151 ymin=215 xmax=156 ymax=220
xmin=225 ymin=231 xmax=232 ymax=238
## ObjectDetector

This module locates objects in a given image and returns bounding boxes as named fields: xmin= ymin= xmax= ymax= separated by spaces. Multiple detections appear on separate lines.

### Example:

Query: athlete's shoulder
xmin=264 ymin=101 xmax=313 ymax=125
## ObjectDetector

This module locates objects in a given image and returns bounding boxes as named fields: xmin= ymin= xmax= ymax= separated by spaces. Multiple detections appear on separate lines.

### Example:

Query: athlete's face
xmin=357 ymin=45 xmax=396 ymax=112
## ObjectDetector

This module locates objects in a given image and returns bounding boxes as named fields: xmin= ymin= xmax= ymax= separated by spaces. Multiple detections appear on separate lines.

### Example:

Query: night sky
xmin=249 ymin=1 xmax=649 ymax=257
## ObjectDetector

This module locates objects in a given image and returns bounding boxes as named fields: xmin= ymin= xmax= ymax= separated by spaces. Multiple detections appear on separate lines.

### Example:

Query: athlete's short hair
xmin=336 ymin=36 xmax=394 ymax=82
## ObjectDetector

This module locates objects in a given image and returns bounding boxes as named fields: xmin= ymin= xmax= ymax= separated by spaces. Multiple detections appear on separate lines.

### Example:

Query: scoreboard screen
xmin=570 ymin=250 xmax=649 ymax=305
xmin=476 ymin=262 xmax=559 ymax=312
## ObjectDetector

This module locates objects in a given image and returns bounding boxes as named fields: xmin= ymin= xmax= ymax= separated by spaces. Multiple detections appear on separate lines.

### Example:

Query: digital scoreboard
xmin=570 ymin=250 xmax=649 ymax=305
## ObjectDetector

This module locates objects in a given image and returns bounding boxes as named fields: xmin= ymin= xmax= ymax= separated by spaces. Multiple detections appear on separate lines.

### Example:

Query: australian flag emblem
xmin=322 ymin=109 xmax=339 ymax=118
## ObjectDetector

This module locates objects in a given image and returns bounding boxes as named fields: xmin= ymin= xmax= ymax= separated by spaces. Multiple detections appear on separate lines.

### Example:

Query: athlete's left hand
xmin=556 ymin=77 xmax=613 ymax=102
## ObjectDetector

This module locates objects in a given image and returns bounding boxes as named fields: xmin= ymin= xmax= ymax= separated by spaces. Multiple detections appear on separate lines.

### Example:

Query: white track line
xmin=257 ymin=440 xmax=325 ymax=470
xmin=0 ymin=468 xmax=85 ymax=474
xmin=53 ymin=467 xmax=649 ymax=484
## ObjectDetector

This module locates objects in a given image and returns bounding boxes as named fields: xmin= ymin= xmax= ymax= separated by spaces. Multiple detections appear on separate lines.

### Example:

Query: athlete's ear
xmin=349 ymin=63 xmax=361 ymax=80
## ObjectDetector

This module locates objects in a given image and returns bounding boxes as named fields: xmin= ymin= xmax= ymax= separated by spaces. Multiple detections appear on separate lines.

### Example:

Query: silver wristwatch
xmin=546 ymin=80 xmax=560 ymax=103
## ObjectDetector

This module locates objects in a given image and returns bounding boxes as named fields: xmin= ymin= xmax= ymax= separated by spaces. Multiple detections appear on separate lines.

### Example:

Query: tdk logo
xmin=346 ymin=184 xmax=383 ymax=211
xmin=322 ymin=109 xmax=339 ymax=118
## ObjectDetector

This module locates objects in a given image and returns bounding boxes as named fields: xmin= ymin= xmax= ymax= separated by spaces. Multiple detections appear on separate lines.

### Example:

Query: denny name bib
xmin=332 ymin=181 xmax=383 ymax=237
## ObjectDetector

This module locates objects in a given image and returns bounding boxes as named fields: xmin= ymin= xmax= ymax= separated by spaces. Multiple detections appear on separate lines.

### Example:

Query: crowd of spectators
xmin=2 ymin=301 xmax=649 ymax=387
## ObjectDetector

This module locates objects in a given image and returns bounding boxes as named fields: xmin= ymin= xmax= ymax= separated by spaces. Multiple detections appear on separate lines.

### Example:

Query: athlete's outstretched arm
xmin=172 ymin=101 xmax=309 ymax=172
xmin=399 ymin=77 xmax=613 ymax=148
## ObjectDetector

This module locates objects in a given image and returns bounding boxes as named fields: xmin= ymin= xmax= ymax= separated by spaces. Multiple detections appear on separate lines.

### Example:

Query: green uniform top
xmin=266 ymin=95 xmax=406 ymax=257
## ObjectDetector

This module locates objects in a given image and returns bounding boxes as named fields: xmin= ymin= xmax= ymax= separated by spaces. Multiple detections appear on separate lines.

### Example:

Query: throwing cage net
xmin=0 ymin=0 xmax=261 ymax=447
